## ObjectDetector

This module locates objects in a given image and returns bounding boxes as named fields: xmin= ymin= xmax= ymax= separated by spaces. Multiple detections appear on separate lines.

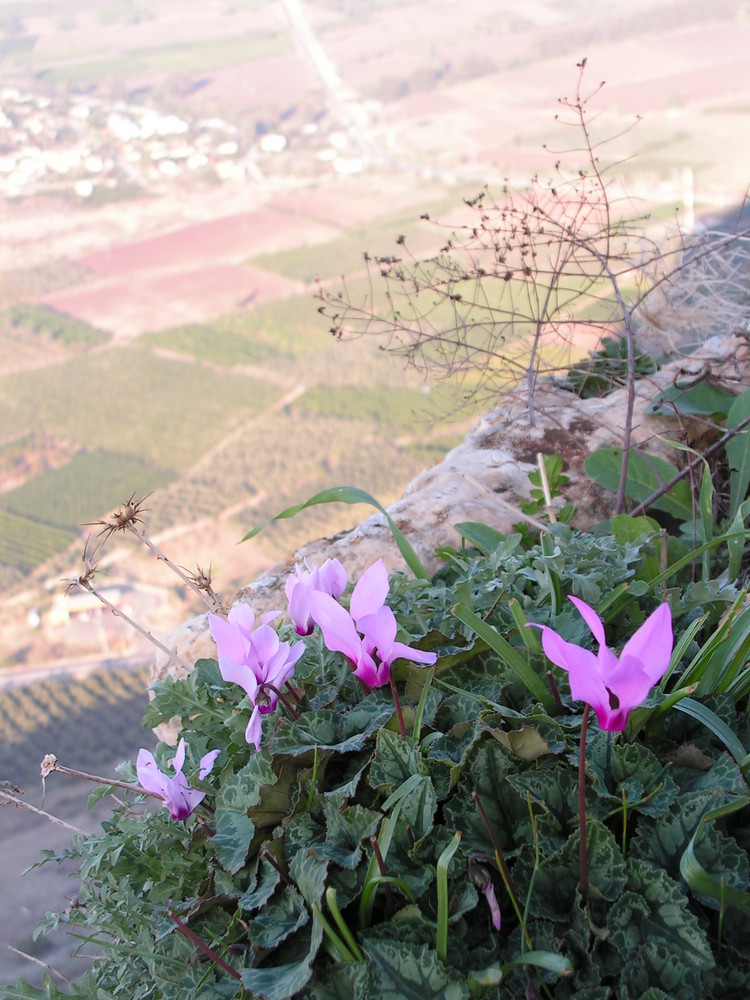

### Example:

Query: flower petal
xmin=172 ymin=738 xmax=186 ymax=775
xmin=245 ymin=705 xmax=263 ymax=750
xmin=209 ymin=613 xmax=248 ymax=664
xmin=568 ymin=596 xmax=607 ymax=647
xmin=620 ymin=602 xmax=673 ymax=683
xmin=198 ymin=749 xmax=220 ymax=779
xmin=310 ymin=591 xmax=363 ymax=663
xmin=136 ymin=749 xmax=169 ymax=798
xmin=350 ymin=559 xmax=389 ymax=622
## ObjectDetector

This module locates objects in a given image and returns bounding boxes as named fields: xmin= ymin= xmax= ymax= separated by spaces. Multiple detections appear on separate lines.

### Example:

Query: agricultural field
xmin=5 ymin=303 xmax=109 ymax=347
xmin=0 ymin=509 xmax=75 ymax=574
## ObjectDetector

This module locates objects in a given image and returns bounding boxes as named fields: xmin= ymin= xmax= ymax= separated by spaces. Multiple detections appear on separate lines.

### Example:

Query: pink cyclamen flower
xmin=136 ymin=739 xmax=220 ymax=821
xmin=310 ymin=559 xmax=437 ymax=688
xmin=209 ymin=603 xmax=305 ymax=749
xmin=285 ymin=558 xmax=347 ymax=635
xmin=531 ymin=596 xmax=673 ymax=731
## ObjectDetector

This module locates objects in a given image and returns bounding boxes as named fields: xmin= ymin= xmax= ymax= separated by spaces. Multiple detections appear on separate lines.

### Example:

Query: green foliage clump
xmin=6 ymin=304 xmax=109 ymax=347
xmin=9 ymin=517 xmax=750 ymax=999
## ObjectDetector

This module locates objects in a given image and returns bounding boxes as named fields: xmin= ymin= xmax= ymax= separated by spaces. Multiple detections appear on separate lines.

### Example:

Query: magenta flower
xmin=285 ymin=558 xmax=347 ymax=635
xmin=136 ymin=739 xmax=220 ymax=820
xmin=209 ymin=604 xmax=305 ymax=749
xmin=310 ymin=559 xmax=436 ymax=688
xmin=531 ymin=596 xmax=673 ymax=731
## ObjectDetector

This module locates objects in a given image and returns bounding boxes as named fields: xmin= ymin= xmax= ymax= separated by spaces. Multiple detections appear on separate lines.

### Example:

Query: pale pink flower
xmin=209 ymin=604 xmax=305 ymax=749
xmin=136 ymin=739 xmax=219 ymax=820
xmin=285 ymin=558 xmax=347 ymax=635
xmin=531 ymin=597 xmax=673 ymax=731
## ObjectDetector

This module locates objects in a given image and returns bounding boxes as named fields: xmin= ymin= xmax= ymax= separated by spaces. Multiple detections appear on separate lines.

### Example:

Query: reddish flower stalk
xmin=389 ymin=676 xmax=406 ymax=738
xmin=579 ymin=704 xmax=591 ymax=904
xmin=260 ymin=683 xmax=299 ymax=722
xmin=261 ymin=849 xmax=294 ymax=886
xmin=472 ymin=791 xmax=531 ymax=948
xmin=167 ymin=911 xmax=241 ymax=981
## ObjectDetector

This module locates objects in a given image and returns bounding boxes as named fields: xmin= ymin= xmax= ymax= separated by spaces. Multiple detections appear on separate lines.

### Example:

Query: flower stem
xmin=472 ymin=791 xmax=532 ymax=949
xmin=261 ymin=683 xmax=299 ymax=721
xmin=546 ymin=670 xmax=566 ymax=715
xmin=167 ymin=911 xmax=241 ymax=980
xmin=40 ymin=754 xmax=160 ymax=801
xmin=389 ymin=676 xmax=406 ymax=738
xmin=579 ymin=704 xmax=591 ymax=904
xmin=261 ymin=849 xmax=293 ymax=886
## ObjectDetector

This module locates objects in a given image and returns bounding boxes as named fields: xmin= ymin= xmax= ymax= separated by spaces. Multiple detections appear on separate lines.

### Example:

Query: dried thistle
xmin=84 ymin=491 xmax=152 ymax=540
xmin=63 ymin=535 xmax=102 ymax=595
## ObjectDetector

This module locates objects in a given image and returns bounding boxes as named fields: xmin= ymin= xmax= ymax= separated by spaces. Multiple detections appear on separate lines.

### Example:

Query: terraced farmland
xmin=0 ymin=509 xmax=76 ymax=573
xmin=0 ymin=450 xmax=172 ymax=532
xmin=0 ymin=346 xmax=282 ymax=470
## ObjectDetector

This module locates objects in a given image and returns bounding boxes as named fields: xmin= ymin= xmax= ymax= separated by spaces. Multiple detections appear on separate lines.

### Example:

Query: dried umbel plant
xmin=317 ymin=65 xmax=749 ymax=433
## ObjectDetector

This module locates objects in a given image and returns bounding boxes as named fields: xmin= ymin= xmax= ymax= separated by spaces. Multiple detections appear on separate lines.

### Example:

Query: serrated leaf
xmin=610 ymin=858 xmax=714 ymax=999
xmin=679 ymin=795 xmax=750 ymax=914
xmin=273 ymin=703 xmax=394 ymax=756
xmin=241 ymin=920 xmax=323 ymax=1000
xmin=630 ymin=789 xmax=725 ymax=876
xmin=316 ymin=800 xmax=381 ymax=869
xmin=305 ymin=962 xmax=370 ymax=1000
xmin=442 ymin=739 xmax=528 ymax=857
xmin=361 ymin=940 xmax=469 ymax=1000
xmin=239 ymin=854 xmax=281 ymax=913
xmin=586 ymin=736 xmax=679 ymax=818
xmin=247 ymin=885 xmax=309 ymax=949
xmin=368 ymin=730 xmax=424 ymax=792
xmin=290 ymin=850 xmax=328 ymax=909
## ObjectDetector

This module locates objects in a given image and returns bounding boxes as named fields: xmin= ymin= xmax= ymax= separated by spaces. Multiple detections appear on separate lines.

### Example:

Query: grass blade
xmin=452 ymin=604 xmax=555 ymax=713
xmin=242 ymin=486 xmax=429 ymax=579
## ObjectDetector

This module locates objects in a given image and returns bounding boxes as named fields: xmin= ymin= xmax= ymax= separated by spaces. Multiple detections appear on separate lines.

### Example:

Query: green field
xmin=249 ymin=198 xmax=461 ymax=283
xmin=0 ymin=346 xmax=281 ymax=470
xmin=0 ymin=450 xmax=172 ymax=531
xmin=0 ymin=665 xmax=150 ymax=749
xmin=0 ymin=509 xmax=76 ymax=573
xmin=5 ymin=303 xmax=109 ymax=347
xmin=144 ymin=296 xmax=329 ymax=367
xmin=33 ymin=33 xmax=291 ymax=84
xmin=295 ymin=384 xmax=436 ymax=429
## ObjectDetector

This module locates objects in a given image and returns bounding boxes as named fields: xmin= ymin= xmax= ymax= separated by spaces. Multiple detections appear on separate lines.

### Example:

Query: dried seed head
xmin=84 ymin=491 xmax=152 ymax=540
xmin=63 ymin=536 xmax=102 ymax=594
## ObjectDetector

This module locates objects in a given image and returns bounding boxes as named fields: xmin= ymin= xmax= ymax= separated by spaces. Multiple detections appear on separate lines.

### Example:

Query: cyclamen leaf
xmin=316 ymin=800 xmax=381 ymax=870
xmin=272 ymin=704 xmax=394 ymax=756
xmin=304 ymin=962 xmax=371 ymax=1000
xmin=630 ymin=789 xmax=725 ymax=877
xmin=239 ymin=854 xmax=281 ymax=913
xmin=368 ymin=730 xmax=424 ymax=792
xmin=241 ymin=921 xmax=323 ymax=1000
xmin=610 ymin=858 xmax=714 ymax=999
xmin=214 ymin=753 xmax=276 ymax=874
xmin=247 ymin=886 xmax=309 ymax=949
xmin=361 ymin=940 xmax=469 ymax=1000
xmin=586 ymin=736 xmax=679 ymax=818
